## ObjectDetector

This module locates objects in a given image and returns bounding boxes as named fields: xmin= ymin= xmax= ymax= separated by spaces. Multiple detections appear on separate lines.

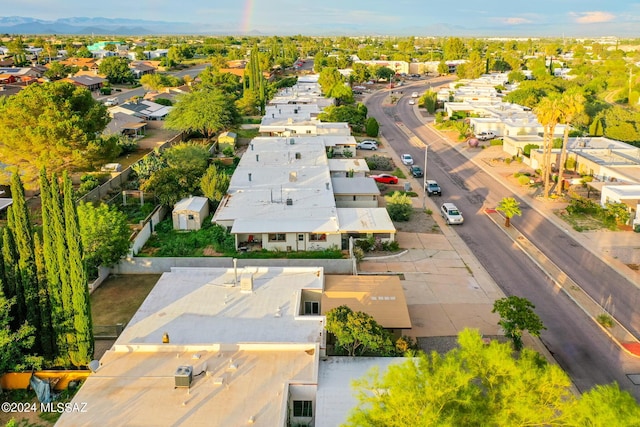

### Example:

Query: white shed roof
xmin=337 ymin=208 xmax=395 ymax=233
xmin=173 ymin=196 xmax=208 ymax=213
xmin=331 ymin=177 xmax=380 ymax=195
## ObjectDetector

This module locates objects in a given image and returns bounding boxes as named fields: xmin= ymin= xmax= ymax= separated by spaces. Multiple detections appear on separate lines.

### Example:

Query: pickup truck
xmin=104 ymin=97 xmax=119 ymax=107
xmin=475 ymin=131 xmax=496 ymax=141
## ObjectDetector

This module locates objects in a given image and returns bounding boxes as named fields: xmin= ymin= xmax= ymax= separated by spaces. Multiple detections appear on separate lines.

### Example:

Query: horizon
xmin=2 ymin=1 xmax=640 ymax=37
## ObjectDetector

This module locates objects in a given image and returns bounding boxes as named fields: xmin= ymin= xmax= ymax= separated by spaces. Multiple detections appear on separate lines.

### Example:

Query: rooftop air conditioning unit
xmin=174 ymin=365 xmax=193 ymax=388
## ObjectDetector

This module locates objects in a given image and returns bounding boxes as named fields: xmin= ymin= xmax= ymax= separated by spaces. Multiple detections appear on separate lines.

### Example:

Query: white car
xmin=411 ymin=92 xmax=419 ymax=98
xmin=476 ymin=131 xmax=496 ymax=141
xmin=409 ymin=99 xmax=415 ymax=105
xmin=356 ymin=141 xmax=378 ymax=150
xmin=440 ymin=202 xmax=464 ymax=225
xmin=104 ymin=97 xmax=119 ymax=106
xmin=401 ymin=154 xmax=414 ymax=165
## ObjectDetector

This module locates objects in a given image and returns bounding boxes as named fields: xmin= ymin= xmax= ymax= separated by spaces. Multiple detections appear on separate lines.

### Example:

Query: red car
xmin=371 ymin=174 xmax=399 ymax=184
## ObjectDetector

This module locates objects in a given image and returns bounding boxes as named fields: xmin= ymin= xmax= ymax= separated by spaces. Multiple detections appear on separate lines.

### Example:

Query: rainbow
xmin=241 ymin=0 xmax=254 ymax=34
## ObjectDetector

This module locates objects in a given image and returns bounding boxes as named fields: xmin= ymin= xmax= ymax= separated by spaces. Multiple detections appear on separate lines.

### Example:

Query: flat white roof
xmin=316 ymin=357 xmax=407 ymax=427
xmin=328 ymin=158 xmax=370 ymax=173
xmin=116 ymin=266 xmax=325 ymax=346
xmin=336 ymin=208 xmax=396 ymax=233
xmin=59 ymin=347 xmax=317 ymax=427
xmin=215 ymin=137 xmax=339 ymax=230
xmin=331 ymin=177 xmax=379 ymax=195
xmin=0 ymin=198 xmax=12 ymax=211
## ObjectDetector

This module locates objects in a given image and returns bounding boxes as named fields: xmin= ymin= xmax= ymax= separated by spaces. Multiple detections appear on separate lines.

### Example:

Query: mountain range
xmin=0 ymin=16 xmax=215 ymax=36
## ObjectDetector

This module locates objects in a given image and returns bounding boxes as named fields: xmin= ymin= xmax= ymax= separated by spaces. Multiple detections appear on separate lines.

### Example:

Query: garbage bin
xmin=404 ymin=182 xmax=412 ymax=192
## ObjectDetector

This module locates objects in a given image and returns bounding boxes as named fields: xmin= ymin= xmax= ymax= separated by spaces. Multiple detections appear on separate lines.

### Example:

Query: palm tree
xmin=534 ymin=96 xmax=561 ymax=198
xmin=556 ymin=89 xmax=586 ymax=196
xmin=496 ymin=197 xmax=522 ymax=227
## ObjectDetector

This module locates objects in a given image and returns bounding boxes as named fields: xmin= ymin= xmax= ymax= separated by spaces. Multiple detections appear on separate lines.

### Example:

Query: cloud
xmin=572 ymin=11 xmax=615 ymax=24
xmin=501 ymin=17 xmax=532 ymax=25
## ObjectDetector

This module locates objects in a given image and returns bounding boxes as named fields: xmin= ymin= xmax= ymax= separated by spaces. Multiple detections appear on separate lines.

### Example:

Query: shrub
xmin=565 ymin=157 xmax=577 ymax=170
xmin=222 ymin=146 xmax=235 ymax=157
xmin=353 ymin=246 xmax=365 ymax=262
xmin=77 ymin=174 xmax=100 ymax=196
xmin=381 ymin=240 xmax=400 ymax=252
xmin=365 ymin=117 xmax=380 ymax=137
xmin=489 ymin=139 xmax=504 ymax=146
xmin=518 ymin=175 xmax=531 ymax=186
xmin=385 ymin=192 xmax=413 ymax=221
xmin=596 ymin=314 xmax=614 ymax=328
xmin=566 ymin=197 xmax=601 ymax=215
xmin=523 ymin=144 xmax=540 ymax=157
xmin=504 ymin=157 xmax=512 ymax=165
xmin=366 ymin=155 xmax=394 ymax=171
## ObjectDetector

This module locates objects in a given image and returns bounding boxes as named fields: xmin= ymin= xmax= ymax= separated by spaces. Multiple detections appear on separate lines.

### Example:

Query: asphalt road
xmin=366 ymin=83 xmax=640 ymax=399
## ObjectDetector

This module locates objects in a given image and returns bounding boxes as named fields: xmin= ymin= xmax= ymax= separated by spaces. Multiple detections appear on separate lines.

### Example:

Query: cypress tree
xmin=34 ymin=233 xmax=54 ymax=359
xmin=39 ymin=170 xmax=65 ymax=360
xmin=7 ymin=173 xmax=41 ymax=353
xmin=63 ymin=173 xmax=93 ymax=366
xmin=2 ymin=227 xmax=21 ymax=328
xmin=51 ymin=174 xmax=73 ymax=366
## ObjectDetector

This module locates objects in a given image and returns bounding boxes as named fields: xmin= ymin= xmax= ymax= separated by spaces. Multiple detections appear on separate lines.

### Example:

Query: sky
xmin=8 ymin=0 xmax=640 ymax=36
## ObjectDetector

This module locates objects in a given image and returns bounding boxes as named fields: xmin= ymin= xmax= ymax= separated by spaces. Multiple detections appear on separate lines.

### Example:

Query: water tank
xmin=174 ymin=365 xmax=193 ymax=388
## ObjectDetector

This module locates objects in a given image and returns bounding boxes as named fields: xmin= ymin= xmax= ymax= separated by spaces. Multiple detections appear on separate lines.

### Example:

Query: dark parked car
xmin=425 ymin=179 xmax=441 ymax=196
xmin=409 ymin=166 xmax=423 ymax=178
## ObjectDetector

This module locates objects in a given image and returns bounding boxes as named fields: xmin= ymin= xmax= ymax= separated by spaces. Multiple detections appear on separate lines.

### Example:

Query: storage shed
xmin=217 ymin=131 xmax=237 ymax=153
xmin=172 ymin=196 xmax=209 ymax=230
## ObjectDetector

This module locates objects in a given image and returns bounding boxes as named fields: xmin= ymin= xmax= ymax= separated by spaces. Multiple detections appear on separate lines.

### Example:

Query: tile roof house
xmin=62 ymin=75 xmax=106 ymax=92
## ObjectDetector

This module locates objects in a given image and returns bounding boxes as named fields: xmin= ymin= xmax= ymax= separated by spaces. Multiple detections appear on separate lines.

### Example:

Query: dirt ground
xmin=393 ymin=207 xmax=441 ymax=234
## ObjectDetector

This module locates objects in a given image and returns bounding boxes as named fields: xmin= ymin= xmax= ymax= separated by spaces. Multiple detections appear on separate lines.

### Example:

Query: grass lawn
xmin=90 ymin=274 xmax=160 ymax=326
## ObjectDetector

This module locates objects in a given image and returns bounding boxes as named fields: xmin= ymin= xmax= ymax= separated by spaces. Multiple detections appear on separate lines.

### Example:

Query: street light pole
xmin=422 ymin=144 xmax=428 ymax=209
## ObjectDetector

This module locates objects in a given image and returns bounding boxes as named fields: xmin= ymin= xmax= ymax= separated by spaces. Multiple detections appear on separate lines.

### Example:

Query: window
xmin=304 ymin=301 xmax=319 ymax=315
xmin=268 ymin=233 xmax=286 ymax=242
xmin=310 ymin=233 xmax=326 ymax=242
xmin=293 ymin=400 xmax=312 ymax=417
xmin=188 ymin=215 xmax=194 ymax=220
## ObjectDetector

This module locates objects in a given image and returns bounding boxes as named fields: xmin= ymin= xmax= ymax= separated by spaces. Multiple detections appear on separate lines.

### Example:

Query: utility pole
xmin=422 ymin=145 xmax=428 ymax=209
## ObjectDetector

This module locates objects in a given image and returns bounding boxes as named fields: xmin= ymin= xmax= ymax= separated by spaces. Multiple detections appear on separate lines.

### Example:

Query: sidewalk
xmin=411 ymin=109 xmax=640 ymax=356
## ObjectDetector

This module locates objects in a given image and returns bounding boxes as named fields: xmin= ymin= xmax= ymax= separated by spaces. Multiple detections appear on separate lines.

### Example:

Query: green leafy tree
xmin=345 ymin=329 xmax=583 ymax=427
xmin=163 ymin=143 xmax=210 ymax=175
xmin=141 ymin=168 xmax=201 ymax=207
xmin=604 ymin=202 xmax=631 ymax=226
xmin=0 ymin=81 xmax=109 ymax=186
xmin=420 ymin=90 xmax=438 ymax=114
xmin=131 ymin=148 xmax=166 ymax=183
xmin=326 ymin=83 xmax=354 ymax=106
xmin=140 ymin=73 xmax=183 ymax=91
xmin=508 ymin=70 xmax=526 ymax=83
xmin=563 ymin=383 xmax=640 ymax=426
xmin=165 ymin=89 xmax=240 ymax=139
xmin=365 ymin=117 xmax=379 ymax=137
xmin=496 ymin=197 xmax=522 ymax=227
xmin=318 ymin=104 xmax=367 ymax=132
xmin=77 ymin=202 xmax=131 ymax=278
xmin=385 ymin=192 xmax=413 ymax=221
xmin=437 ymin=60 xmax=449 ymax=75
xmin=492 ymin=296 xmax=546 ymax=350
xmin=200 ymin=164 xmax=231 ymax=204
xmin=75 ymin=46 xmax=93 ymax=58
xmin=374 ymin=66 xmax=395 ymax=81
xmin=98 ymin=56 xmax=134 ymax=84
xmin=325 ymin=305 xmax=395 ymax=356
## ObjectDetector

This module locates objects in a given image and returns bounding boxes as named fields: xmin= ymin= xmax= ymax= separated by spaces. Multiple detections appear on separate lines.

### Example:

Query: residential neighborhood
xmin=1 ymin=21 xmax=640 ymax=427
